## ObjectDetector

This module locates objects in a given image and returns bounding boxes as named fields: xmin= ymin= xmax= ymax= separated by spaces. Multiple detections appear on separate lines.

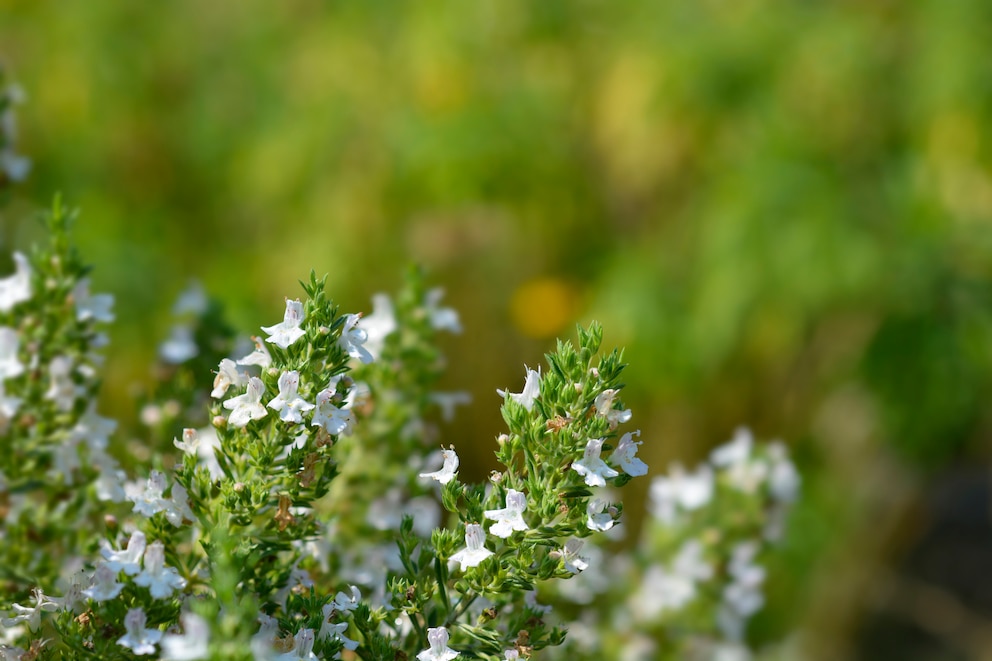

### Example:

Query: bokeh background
xmin=3 ymin=2 xmax=992 ymax=658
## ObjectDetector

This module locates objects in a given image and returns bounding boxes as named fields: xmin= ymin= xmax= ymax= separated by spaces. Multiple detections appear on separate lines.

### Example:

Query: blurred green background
xmin=3 ymin=1 xmax=992 ymax=658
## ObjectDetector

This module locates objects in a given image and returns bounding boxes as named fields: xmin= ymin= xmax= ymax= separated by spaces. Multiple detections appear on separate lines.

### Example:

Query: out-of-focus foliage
xmin=2 ymin=1 xmax=992 ymax=657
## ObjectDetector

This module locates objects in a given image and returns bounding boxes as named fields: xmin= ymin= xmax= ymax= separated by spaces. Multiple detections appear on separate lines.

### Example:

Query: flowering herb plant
xmin=0 ymin=93 xmax=798 ymax=661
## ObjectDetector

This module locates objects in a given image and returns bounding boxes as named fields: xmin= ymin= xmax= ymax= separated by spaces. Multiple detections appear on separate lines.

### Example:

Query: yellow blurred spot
xmin=510 ymin=277 xmax=580 ymax=339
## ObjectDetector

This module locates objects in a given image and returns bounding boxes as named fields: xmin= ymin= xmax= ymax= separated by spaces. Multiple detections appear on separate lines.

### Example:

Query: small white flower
xmin=267 ymin=370 xmax=315 ymax=423
xmin=429 ymin=391 xmax=471 ymax=422
xmin=92 ymin=448 xmax=127 ymax=502
xmin=82 ymin=564 xmax=125 ymax=602
xmin=449 ymin=524 xmax=493 ymax=571
xmin=611 ymin=430 xmax=648 ymax=477
xmin=262 ymin=299 xmax=307 ymax=349
xmin=211 ymin=358 xmax=243 ymax=399
xmin=45 ymin=355 xmax=83 ymax=411
xmin=551 ymin=538 xmax=589 ymax=574
xmin=223 ymin=377 xmax=268 ymax=427
xmin=0 ymin=251 xmax=32 ymax=312
xmin=276 ymin=628 xmax=318 ymax=660
xmin=333 ymin=586 xmax=361 ymax=612
xmin=586 ymin=497 xmax=615 ymax=532
xmin=593 ymin=388 xmax=632 ymax=429
xmin=1 ymin=589 xmax=59 ymax=631
xmin=711 ymin=427 xmax=753 ymax=467
xmin=134 ymin=541 xmax=187 ymax=600
xmin=126 ymin=471 xmax=170 ymax=517
xmin=419 ymin=447 xmax=459 ymax=485
xmin=164 ymin=482 xmax=196 ymax=527
xmin=172 ymin=281 xmax=208 ymax=316
xmin=73 ymin=279 xmax=115 ymax=323
xmin=417 ymin=626 xmax=459 ymax=661
xmin=311 ymin=386 xmax=354 ymax=436
xmin=497 ymin=366 xmax=540 ymax=412
xmin=237 ymin=336 xmax=273 ymax=368
xmin=0 ymin=327 xmax=24 ymax=379
xmin=424 ymin=288 xmax=461 ymax=333
xmin=159 ymin=324 xmax=199 ymax=364
xmin=68 ymin=404 xmax=117 ymax=451
xmin=101 ymin=531 xmax=147 ymax=575
xmin=161 ymin=612 xmax=209 ymax=660
xmin=483 ymin=489 xmax=529 ymax=538
xmin=0 ymin=380 xmax=22 ymax=433
xmin=359 ymin=293 xmax=397 ymax=360
xmin=173 ymin=428 xmax=201 ymax=454
xmin=571 ymin=438 xmax=619 ymax=488
xmin=632 ymin=540 xmax=712 ymax=620
xmin=317 ymin=604 xmax=358 ymax=650
xmin=339 ymin=313 xmax=373 ymax=364
xmin=504 ymin=651 xmax=520 ymax=661
xmin=648 ymin=463 xmax=713 ymax=524
xmin=117 ymin=607 xmax=162 ymax=655
xmin=767 ymin=442 xmax=800 ymax=503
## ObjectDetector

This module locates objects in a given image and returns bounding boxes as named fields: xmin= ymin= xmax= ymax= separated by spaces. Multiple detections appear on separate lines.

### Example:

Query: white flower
xmin=417 ymin=626 xmax=459 ymax=661
xmin=419 ymin=447 xmax=459 ymax=485
xmin=711 ymin=427 xmax=753 ymax=467
xmin=497 ymin=366 xmax=540 ymax=411
xmin=0 ymin=380 xmax=22 ymax=433
xmin=504 ymin=651 xmax=520 ymax=661
xmin=82 ymin=564 xmax=125 ymax=602
xmin=160 ymin=324 xmax=199 ymax=363
xmin=586 ymin=497 xmax=614 ymax=532
xmin=267 ymin=371 xmax=315 ymax=423
xmin=276 ymin=628 xmax=318 ymax=661
xmin=164 ymin=482 xmax=196 ymax=527
xmin=339 ymin=313 xmax=373 ymax=364
xmin=571 ymin=438 xmax=619 ymax=487
xmin=611 ymin=430 xmax=648 ymax=477
xmin=429 ymin=391 xmax=471 ymax=422
xmin=161 ymin=612 xmax=209 ymax=660
xmin=0 ymin=327 xmax=24 ymax=379
xmin=483 ymin=489 xmax=529 ymax=538
xmin=126 ymin=470 xmax=170 ymax=517
xmin=359 ymin=293 xmax=397 ymax=360
xmin=424 ymin=288 xmax=461 ymax=333
xmin=92 ymin=448 xmax=127 ymax=502
xmin=648 ymin=463 xmax=713 ymax=524
xmin=317 ymin=604 xmax=358 ymax=650
xmin=767 ymin=442 xmax=800 ymax=503
xmin=718 ymin=542 xmax=766 ymax=641
xmin=0 ymin=251 xmax=32 ymax=312
xmin=311 ymin=386 xmax=354 ymax=436
xmin=251 ymin=613 xmax=280 ymax=659
xmin=45 ymin=355 xmax=82 ymax=411
xmin=211 ymin=358 xmax=244 ymax=399
xmin=68 ymin=404 xmax=117 ymax=451
xmin=551 ymin=538 xmax=589 ymax=574
xmin=237 ymin=336 xmax=273 ymax=368
xmin=450 ymin=524 xmax=493 ymax=571
xmin=101 ymin=531 xmax=147 ymax=575
xmin=134 ymin=541 xmax=186 ymax=599
xmin=117 ymin=607 xmax=162 ymax=655
xmin=262 ymin=299 xmax=307 ymax=349
xmin=223 ymin=377 xmax=268 ymax=427
xmin=633 ymin=540 xmax=712 ymax=620
xmin=593 ymin=388 xmax=632 ymax=429
xmin=173 ymin=428 xmax=201 ymax=454
xmin=172 ymin=281 xmax=208 ymax=316
xmin=332 ymin=586 xmax=361 ymax=612
xmin=73 ymin=279 xmax=115 ymax=323
xmin=1 ymin=589 xmax=59 ymax=631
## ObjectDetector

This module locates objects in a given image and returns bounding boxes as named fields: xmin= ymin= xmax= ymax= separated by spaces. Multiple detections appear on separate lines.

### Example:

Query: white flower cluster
xmin=211 ymin=299 xmax=371 ymax=435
